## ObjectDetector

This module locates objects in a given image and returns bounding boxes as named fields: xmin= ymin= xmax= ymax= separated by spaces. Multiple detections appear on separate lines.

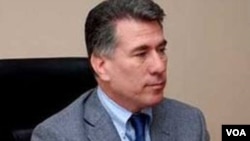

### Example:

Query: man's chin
xmin=148 ymin=92 xmax=164 ymax=106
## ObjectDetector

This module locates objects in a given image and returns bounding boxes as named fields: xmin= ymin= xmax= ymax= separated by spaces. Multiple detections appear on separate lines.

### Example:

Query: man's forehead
xmin=114 ymin=19 xmax=163 ymax=41
xmin=112 ymin=19 xmax=166 ymax=53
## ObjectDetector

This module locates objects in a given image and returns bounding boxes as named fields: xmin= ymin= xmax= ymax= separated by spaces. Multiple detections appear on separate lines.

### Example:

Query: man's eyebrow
xmin=131 ymin=45 xmax=149 ymax=53
xmin=157 ymin=39 xmax=167 ymax=48
xmin=130 ymin=39 xmax=167 ymax=53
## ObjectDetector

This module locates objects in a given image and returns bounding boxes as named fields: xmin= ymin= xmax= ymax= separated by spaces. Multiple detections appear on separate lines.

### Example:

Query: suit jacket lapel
xmin=82 ymin=90 xmax=121 ymax=141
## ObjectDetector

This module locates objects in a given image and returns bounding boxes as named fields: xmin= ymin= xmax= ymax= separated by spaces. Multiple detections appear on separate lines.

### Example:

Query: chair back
xmin=0 ymin=57 xmax=97 ymax=141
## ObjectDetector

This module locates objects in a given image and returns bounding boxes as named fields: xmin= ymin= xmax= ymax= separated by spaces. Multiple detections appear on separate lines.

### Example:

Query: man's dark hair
xmin=85 ymin=0 xmax=165 ymax=58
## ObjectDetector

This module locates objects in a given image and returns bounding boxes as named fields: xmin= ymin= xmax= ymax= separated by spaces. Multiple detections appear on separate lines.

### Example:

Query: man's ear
xmin=90 ymin=54 xmax=111 ymax=81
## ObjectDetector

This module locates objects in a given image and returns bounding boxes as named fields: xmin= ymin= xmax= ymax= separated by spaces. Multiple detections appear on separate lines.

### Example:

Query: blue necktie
xmin=130 ymin=113 xmax=147 ymax=141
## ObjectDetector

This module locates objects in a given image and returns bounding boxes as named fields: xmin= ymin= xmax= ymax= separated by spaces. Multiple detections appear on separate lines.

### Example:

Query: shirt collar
xmin=97 ymin=86 xmax=152 ymax=133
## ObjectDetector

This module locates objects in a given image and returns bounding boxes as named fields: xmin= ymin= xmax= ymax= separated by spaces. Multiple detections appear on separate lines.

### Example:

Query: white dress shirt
xmin=97 ymin=86 xmax=152 ymax=141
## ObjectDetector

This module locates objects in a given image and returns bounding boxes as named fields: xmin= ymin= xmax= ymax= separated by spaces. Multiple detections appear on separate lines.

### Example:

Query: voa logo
xmin=226 ymin=129 xmax=246 ymax=136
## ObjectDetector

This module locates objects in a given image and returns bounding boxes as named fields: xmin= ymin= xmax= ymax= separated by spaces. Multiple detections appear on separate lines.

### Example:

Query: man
xmin=31 ymin=0 xmax=210 ymax=141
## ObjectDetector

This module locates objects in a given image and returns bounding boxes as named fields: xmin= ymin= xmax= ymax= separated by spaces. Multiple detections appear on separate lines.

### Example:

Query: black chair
xmin=0 ymin=57 xmax=97 ymax=141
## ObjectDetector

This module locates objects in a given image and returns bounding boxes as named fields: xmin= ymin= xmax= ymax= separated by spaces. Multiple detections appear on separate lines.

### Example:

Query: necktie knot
xmin=130 ymin=113 xmax=148 ymax=141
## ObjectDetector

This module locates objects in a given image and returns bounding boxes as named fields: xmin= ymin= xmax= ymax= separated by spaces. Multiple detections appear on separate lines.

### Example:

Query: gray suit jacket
xmin=31 ymin=88 xmax=209 ymax=141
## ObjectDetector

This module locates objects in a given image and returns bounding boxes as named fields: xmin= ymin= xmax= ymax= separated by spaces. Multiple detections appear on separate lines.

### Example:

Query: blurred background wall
xmin=0 ymin=0 xmax=249 ymax=140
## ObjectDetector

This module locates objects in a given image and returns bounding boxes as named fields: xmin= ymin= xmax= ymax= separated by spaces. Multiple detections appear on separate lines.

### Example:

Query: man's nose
xmin=148 ymin=52 xmax=167 ymax=75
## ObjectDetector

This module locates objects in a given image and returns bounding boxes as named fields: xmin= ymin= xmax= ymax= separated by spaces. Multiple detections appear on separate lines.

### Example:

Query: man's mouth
xmin=147 ymin=81 xmax=166 ymax=89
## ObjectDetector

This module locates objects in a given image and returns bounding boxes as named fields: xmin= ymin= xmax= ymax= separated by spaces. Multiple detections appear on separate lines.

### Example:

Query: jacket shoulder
xmin=31 ymin=88 xmax=96 ymax=141
xmin=160 ymin=98 xmax=203 ymax=114
xmin=153 ymin=98 xmax=209 ymax=141
xmin=155 ymin=98 xmax=207 ymax=127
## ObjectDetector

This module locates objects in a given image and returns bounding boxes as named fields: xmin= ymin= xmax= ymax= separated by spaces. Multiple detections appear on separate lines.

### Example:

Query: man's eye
xmin=135 ymin=52 xmax=147 ymax=57
xmin=158 ymin=47 xmax=167 ymax=54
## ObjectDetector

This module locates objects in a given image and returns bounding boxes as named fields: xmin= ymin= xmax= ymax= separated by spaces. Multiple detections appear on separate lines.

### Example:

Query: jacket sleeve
xmin=197 ymin=109 xmax=210 ymax=141
xmin=31 ymin=124 xmax=67 ymax=141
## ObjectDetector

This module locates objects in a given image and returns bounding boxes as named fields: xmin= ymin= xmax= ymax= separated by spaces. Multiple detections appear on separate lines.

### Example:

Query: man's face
xmin=100 ymin=19 xmax=167 ymax=112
